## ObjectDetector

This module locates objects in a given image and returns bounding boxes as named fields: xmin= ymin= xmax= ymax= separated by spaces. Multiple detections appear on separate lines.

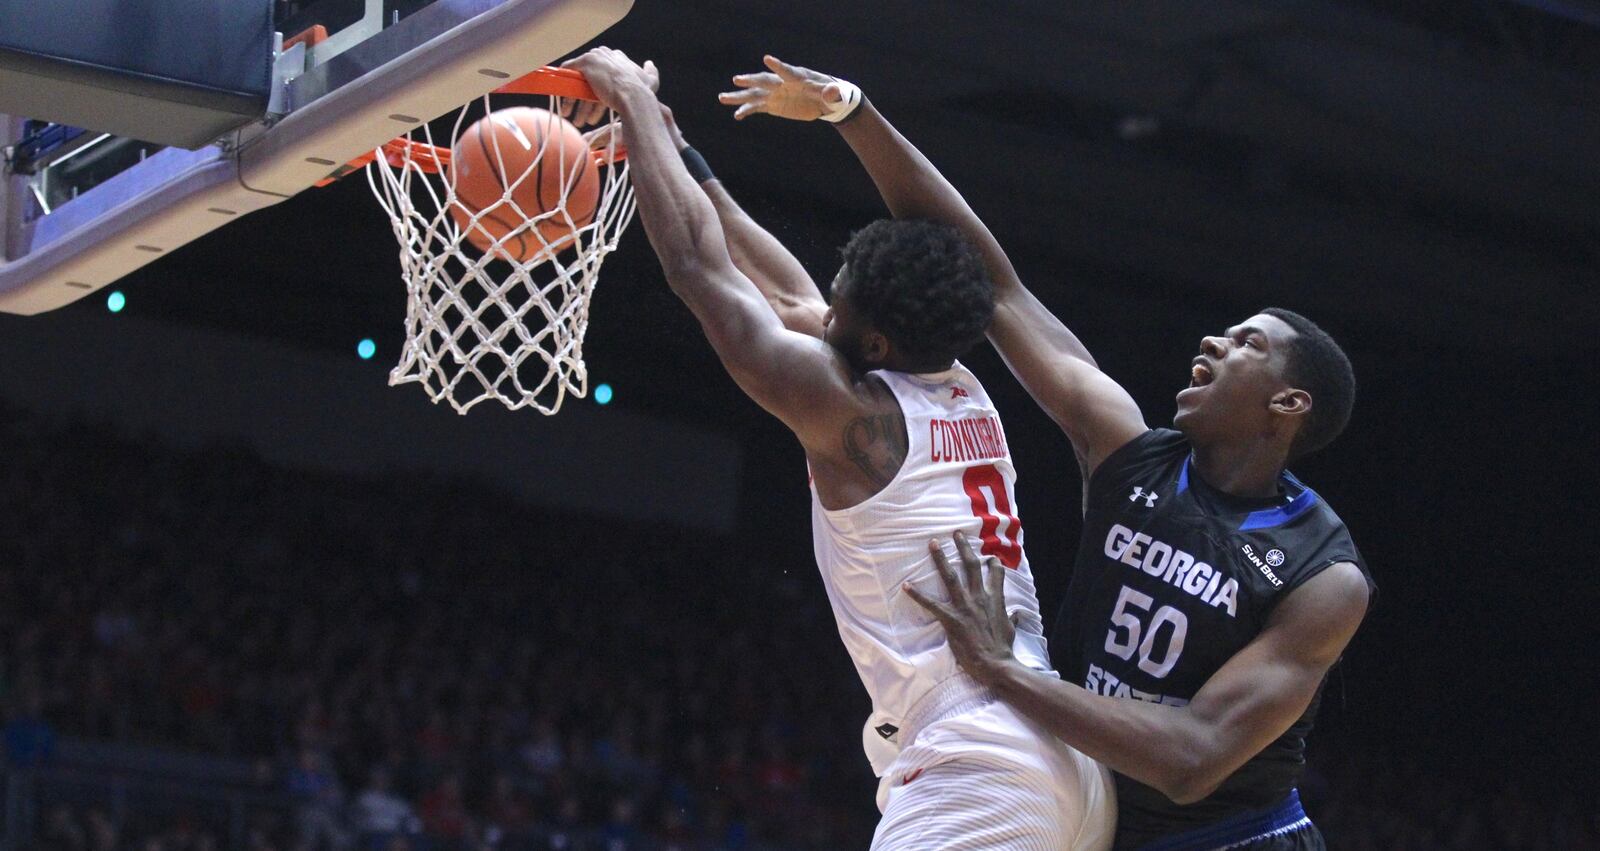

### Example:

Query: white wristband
xmin=818 ymin=79 xmax=864 ymax=124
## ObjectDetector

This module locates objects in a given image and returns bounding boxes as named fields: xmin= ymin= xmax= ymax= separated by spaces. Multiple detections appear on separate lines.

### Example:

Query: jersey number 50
xmin=1105 ymin=585 xmax=1188 ymax=679
xmin=962 ymin=464 xmax=1022 ymax=569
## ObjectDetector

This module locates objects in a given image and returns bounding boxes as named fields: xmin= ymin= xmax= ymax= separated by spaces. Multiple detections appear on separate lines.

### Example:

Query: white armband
xmin=818 ymin=79 xmax=864 ymax=124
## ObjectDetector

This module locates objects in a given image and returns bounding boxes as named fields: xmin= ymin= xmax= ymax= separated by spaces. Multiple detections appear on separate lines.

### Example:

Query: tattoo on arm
xmin=842 ymin=413 xmax=909 ymax=488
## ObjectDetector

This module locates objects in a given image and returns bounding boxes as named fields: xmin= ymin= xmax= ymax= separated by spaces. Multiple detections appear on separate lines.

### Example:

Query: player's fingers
xmin=952 ymin=531 xmax=984 ymax=598
xmin=642 ymin=59 xmax=660 ymax=92
xmin=764 ymin=54 xmax=805 ymax=82
xmin=718 ymin=88 xmax=766 ymax=106
xmin=821 ymin=82 xmax=845 ymax=104
xmin=572 ymin=101 xmax=598 ymax=127
xmin=902 ymin=582 xmax=955 ymax=624
xmin=562 ymin=93 xmax=587 ymax=122
xmin=984 ymin=556 xmax=1009 ymax=626
xmin=927 ymin=540 xmax=968 ymax=606
xmin=731 ymin=72 xmax=783 ymax=90
xmin=583 ymin=123 xmax=616 ymax=150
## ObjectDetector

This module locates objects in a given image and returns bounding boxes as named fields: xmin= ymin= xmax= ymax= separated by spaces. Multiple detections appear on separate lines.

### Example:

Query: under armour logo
xmin=1129 ymin=487 xmax=1159 ymax=508
xmin=950 ymin=387 xmax=969 ymax=399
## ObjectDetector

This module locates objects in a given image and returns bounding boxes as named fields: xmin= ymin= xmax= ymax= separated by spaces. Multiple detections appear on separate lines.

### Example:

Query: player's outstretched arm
xmin=658 ymin=105 xmax=827 ymax=338
xmin=720 ymin=57 xmax=1146 ymax=477
xmin=907 ymin=534 xmax=1371 ymax=805
xmin=563 ymin=49 xmax=852 ymax=437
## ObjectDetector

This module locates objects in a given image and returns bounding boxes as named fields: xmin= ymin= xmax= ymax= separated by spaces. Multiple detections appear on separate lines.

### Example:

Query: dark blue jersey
xmin=1053 ymin=429 xmax=1372 ymax=849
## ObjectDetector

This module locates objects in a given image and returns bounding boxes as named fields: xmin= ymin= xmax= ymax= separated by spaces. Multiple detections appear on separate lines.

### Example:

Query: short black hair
xmin=838 ymin=219 xmax=994 ymax=368
xmin=1262 ymin=307 xmax=1355 ymax=458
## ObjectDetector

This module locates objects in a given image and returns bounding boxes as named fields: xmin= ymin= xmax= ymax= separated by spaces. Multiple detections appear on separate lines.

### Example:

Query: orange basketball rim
xmin=317 ymin=67 xmax=627 ymax=187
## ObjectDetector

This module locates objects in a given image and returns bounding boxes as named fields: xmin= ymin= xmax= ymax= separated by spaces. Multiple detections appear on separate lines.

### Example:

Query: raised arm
xmin=563 ymin=50 xmax=851 ymax=439
xmin=721 ymin=58 xmax=1146 ymax=477
xmin=908 ymin=535 xmax=1371 ymax=805
xmin=658 ymin=106 xmax=827 ymax=338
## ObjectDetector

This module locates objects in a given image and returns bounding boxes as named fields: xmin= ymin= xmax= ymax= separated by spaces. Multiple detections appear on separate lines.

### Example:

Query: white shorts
xmin=871 ymin=689 xmax=1115 ymax=851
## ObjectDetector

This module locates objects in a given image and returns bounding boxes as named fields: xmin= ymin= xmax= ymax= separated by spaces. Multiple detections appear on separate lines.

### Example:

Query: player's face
xmin=823 ymin=265 xmax=873 ymax=371
xmin=1173 ymin=313 xmax=1298 ymax=441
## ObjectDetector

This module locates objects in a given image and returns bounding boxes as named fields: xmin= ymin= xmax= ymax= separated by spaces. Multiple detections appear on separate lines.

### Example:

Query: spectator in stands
xmin=0 ymin=404 xmax=1594 ymax=850
xmin=285 ymin=746 xmax=349 ymax=850
xmin=3 ymin=688 xmax=56 ymax=769
xmin=42 ymin=804 xmax=86 ymax=851
xmin=417 ymin=771 xmax=472 ymax=843
xmin=483 ymin=771 xmax=534 ymax=839
xmin=84 ymin=807 xmax=119 ymax=851
xmin=350 ymin=764 xmax=416 ymax=848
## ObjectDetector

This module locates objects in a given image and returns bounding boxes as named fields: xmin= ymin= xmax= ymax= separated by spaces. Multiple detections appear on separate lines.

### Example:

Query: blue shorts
xmin=1136 ymin=789 xmax=1321 ymax=851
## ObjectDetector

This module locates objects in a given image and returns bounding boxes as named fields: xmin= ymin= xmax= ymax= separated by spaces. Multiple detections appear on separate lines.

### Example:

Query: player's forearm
xmin=832 ymin=101 xmax=954 ymax=218
xmin=702 ymin=180 xmax=826 ymax=336
xmin=832 ymin=103 xmax=1011 ymax=285
xmin=834 ymin=102 xmax=1097 ymax=368
xmin=987 ymin=660 xmax=1229 ymax=804
xmin=613 ymin=86 xmax=740 ymax=296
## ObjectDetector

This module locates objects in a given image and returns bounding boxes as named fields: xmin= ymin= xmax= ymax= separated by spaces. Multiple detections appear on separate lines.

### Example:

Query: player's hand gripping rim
xmin=903 ymin=532 xmax=1019 ymax=685
xmin=557 ymin=47 xmax=660 ymax=128
xmin=718 ymin=55 xmax=857 ymax=122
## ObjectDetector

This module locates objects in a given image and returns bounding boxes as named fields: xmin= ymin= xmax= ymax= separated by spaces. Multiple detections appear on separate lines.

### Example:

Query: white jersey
xmin=810 ymin=362 xmax=1055 ymax=773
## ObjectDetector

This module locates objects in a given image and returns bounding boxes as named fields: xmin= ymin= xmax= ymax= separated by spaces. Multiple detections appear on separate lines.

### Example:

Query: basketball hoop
xmin=353 ymin=67 xmax=635 ymax=415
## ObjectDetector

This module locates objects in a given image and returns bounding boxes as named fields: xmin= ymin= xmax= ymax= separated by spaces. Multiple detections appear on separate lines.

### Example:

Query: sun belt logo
xmin=1240 ymin=543 xmax=1284 ymax=587
xmin=950 ymin=386 xmax=969 ymax=399
xmin=1128 ymin=486 xmax=1159 ymax=508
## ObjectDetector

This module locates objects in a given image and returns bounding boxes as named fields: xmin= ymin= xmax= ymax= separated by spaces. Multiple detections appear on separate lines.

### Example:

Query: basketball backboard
xmin=0 ymin=0 xmax=631 ymax=315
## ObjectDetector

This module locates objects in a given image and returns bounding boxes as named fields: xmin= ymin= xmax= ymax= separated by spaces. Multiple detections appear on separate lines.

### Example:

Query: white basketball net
xmin=366 ymin=93 xmax=635 ymax=414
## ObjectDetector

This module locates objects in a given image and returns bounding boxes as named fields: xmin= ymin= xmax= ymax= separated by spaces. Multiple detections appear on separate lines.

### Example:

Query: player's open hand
xmin=904 ymin=532 xmax=1018 ymax=685
xmin=559 ymin=47 xmax=659 ymax=124
xmin=719 ymin=55 xmax=850 ymax=121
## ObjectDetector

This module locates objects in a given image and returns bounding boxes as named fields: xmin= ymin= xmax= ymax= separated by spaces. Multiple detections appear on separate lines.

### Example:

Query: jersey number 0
xmin=962 ymin=464 xmax=1023 ymax=569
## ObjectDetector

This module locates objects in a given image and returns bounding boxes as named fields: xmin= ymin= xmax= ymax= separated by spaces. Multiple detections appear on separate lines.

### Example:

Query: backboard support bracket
xmin=0 ymin=0 xmax=632 ymax=315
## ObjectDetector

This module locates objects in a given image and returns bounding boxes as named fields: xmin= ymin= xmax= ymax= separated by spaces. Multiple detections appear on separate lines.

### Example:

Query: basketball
xmin=449 ymin=106 xmax=601 ymax=262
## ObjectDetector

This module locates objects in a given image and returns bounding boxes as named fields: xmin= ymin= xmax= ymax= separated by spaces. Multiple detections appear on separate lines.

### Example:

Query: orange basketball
xmin=449 ymin=107 xmax=600 ymax=262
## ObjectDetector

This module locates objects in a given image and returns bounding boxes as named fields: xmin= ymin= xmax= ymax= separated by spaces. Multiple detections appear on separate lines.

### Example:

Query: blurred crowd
xmin=0 ymin=400 xmax=1594 ymax=850
xmin=0 ymin=401 xmax=873 ymax=850
xmin=1309 ymin=756 xmax=1599 ymax=850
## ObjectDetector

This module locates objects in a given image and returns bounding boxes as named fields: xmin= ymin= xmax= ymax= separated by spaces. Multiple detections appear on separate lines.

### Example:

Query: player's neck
xmin=1189 ymin=440 xmax=1287 ymax=499
xmin=882 ymin=356 xmax=955 ymax=375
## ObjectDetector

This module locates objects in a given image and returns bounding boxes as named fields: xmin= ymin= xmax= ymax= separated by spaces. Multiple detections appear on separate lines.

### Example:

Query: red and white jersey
xmin=809 ymin=362 xmax=1054 ymax=772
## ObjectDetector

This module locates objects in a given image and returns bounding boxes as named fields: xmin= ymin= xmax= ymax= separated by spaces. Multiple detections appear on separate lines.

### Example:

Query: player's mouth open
xmin=1189 ymin=359 xmax=1215 ymax=389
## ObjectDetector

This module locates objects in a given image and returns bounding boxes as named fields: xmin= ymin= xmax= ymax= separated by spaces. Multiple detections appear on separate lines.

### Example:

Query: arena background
xmin=2 ymin=1 xmax=1598 ymax=848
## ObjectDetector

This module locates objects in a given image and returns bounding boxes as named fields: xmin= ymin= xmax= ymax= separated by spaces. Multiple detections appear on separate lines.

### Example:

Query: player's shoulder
xmin=868 ymin=363 xmax=1000 ymax=419
xmin=1277 ymin=471 xmax=1359 ymax=548
xmin=1262 ymin=472 xmax=1375 ymax=602
xmin=1086 ymin=428 xmax=1189 ymax=499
